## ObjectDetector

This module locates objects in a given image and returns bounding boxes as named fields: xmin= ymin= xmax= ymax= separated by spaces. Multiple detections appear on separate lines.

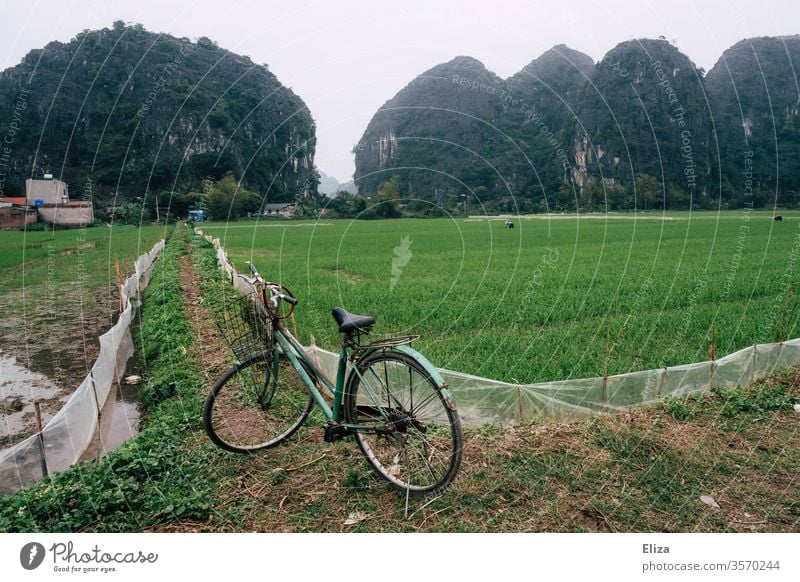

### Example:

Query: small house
xmin=0 ymin=197 xmax=37 ymax=229
xmin=261 ymin=203 xmax=295 ymax=217
xmin=26 ymin=175 xmax=93 ymax=226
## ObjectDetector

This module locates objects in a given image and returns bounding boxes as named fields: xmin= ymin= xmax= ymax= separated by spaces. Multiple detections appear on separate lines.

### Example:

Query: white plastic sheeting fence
xmin=197 ymin=230 xmax=800 ymax=427
xmin=0 ymin=239 xmax=165 ymax=494
xmin=306 ymin=341 xmax=800 ymax=426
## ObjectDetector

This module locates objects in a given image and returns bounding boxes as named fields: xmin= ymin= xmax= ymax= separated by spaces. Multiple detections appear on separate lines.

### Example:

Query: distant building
xmin=261 ymin=203 xmax=295 ymax=217
xmin=0 ymin=197 xmax=28 ymax=206
xmin=26 ymin=177 xmax=69 ymax=205
xmin=25 ymin=176 xmax=93 ymax=226
xmin=0 ymin=201 xmax=37 ymax=229
xmin=0 ymin=197 xmax=37 ymax=230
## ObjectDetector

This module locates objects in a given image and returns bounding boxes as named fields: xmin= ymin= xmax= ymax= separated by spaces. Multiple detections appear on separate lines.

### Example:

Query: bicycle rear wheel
xmin=344 ymin=351 xmax=462 ymax=495
xmin=204 ymin=350 xmax=314 ymax=452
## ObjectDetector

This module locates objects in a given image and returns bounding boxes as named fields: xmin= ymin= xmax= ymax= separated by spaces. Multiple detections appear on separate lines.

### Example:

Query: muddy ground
xmin=0 ymin=281 xmax=122 ymax=447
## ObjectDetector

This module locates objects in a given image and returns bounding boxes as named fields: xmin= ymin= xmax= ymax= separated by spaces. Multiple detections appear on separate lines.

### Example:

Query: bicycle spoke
xmin=365 ymin=365 xmax=407 ymax=411
xmin=346 ymin=352 xmax=461 ymax=494
xmin=204 ymin=352 xmax=314 ymax=452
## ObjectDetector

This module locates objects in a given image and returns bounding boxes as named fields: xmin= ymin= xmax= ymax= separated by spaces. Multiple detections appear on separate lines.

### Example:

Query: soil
xmin=0 ymin=284 xmax=119 ymax=386
xmin=179 ymin=253 xmax=231 ymax=388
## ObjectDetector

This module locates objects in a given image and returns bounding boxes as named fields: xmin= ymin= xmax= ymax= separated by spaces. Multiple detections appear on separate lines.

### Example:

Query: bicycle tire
xmin=344 ymin=350 xmax=462 ymax=495
xmin=204 ymin=350 xmax=314 ymax=453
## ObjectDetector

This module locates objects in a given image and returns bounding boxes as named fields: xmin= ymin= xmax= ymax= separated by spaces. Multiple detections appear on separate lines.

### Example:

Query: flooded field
xmin=0 ymin=226 xmax=163 ymax=450
xmin=0 ymin=353 xmax=65 ymax=446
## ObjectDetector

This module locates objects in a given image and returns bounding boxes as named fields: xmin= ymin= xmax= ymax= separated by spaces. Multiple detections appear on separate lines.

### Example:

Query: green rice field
xmin=200 ymin=211 xmax=800 ymax=384
xmin=0 ymin=224 xmax=167 ymax=289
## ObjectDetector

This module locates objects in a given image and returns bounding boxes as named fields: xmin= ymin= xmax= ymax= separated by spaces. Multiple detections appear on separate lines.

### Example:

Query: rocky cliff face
xmin=507 ymin=44 xmax=594 ymax=118
xmin=572 ymin=39 xmax=712 ymax=205
xmin=354 ymin=48 xmax=594 ymax=209
xmin=705 ymin=36 xmax=800 ymax=206
xmin=355 ymin=37 xmax=799 ymax=210
xmin=505 ymin=45 xmax=597 ymax=204
xmin=353 ymin=56 xmax=512 ymax=199
xmin=0 ymin=22 xmax=316 ymax=202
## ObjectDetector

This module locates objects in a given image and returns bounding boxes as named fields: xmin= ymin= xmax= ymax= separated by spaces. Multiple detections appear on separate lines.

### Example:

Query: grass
xmin=198 ymin=211 xmax=800 ymax=384
xmin=183 ymin=232 xmax=800 ymax=532
xmin=1 ymin=224 xmax=797 ymax=533
xmin=214 ymin=370 xmax=799 ymax=533
xmin=0 ymin=224 xmax=167 ymax=288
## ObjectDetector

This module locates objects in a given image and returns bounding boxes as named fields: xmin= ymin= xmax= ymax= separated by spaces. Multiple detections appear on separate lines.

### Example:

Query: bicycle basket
xmin=215 ymin=290 xmax=273 ymax=360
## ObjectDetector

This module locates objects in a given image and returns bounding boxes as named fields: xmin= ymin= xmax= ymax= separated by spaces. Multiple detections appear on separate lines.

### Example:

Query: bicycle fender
xmin=392 ymin=345 xmax=456 ymax=408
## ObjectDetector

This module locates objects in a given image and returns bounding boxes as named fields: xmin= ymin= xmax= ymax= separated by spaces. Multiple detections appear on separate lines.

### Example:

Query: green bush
xmin=21 ymin=222 xmax=49 ymax=231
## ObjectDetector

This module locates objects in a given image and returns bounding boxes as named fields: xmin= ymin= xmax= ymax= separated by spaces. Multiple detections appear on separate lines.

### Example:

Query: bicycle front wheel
xmin=344 ymin=351 xmax=462 ymax=495
xmin=204 ymin=350 xmax=314 ymax=453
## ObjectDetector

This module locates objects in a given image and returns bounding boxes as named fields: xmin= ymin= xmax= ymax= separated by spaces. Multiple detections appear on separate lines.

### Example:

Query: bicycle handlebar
xmin=239 ymin=263 xmax=298 ymax=310
xmin=246 ymin=261 xmax=261 ymax=279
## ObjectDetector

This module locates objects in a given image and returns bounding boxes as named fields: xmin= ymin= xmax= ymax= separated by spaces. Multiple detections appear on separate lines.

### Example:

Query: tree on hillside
xmin=634 ymin=173 xmax=661 ymax=211
xmin=205 ymin=173 xmax=261 ymax=220
xmin=374 ymin=176 xmax=402 ymax=218
xmin=578 ymin=180 xmax=603 ymax=211
xmin=329 ymin=192 xmax=368 ymax=217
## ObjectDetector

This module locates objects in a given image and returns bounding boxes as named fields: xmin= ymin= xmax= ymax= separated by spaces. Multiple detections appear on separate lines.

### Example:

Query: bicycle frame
xmin=271 ymin=320 xmax=349 ymax=424
xmin=245 ymin=270 xmax=453 ymax=428
xmin=270 ymin=319 xmax=455 ymax=428
xmin=207 ymin=265 xmax=463 ymax=495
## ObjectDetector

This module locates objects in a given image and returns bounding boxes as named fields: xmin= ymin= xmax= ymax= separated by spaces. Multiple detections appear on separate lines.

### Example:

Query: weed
xmin=664 ymin=395 xmax=694 ymax=421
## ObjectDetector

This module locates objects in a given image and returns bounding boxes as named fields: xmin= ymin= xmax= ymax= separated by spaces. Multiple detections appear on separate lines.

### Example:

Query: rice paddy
xmin=200 ymin=211 xmax=800 ymax=384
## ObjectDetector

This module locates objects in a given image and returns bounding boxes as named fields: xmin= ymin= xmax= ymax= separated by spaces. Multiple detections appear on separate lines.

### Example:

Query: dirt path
xmin=179 ymin=250 xmax=229 ymax=387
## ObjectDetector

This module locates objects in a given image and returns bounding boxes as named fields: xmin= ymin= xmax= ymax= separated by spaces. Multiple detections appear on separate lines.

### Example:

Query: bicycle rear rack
xmin=344 ymin=331 xmax=420 ymax=350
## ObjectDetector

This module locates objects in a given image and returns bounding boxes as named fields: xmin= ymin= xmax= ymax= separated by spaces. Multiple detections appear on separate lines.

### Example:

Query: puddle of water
xmin=2 ymin=325 xmax=144 ymax=462
xmin=79 ymin=353 xmax=142 ymax=461
xmin=0 ymin=353 xmax=66 ymax=440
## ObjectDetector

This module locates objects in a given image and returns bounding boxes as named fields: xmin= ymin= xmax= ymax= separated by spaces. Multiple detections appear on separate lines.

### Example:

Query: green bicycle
xmin=203 ymin=262 xmax=462 ymax=496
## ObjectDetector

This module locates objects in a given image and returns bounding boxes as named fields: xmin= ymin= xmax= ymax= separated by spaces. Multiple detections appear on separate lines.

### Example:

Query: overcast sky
xmin=0 ymin=0 xmax=797 ymax=183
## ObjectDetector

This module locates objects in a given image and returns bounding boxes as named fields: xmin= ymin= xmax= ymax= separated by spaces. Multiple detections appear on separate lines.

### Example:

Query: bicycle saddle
xmin=331 ymin=307 xmax=376 ymax=333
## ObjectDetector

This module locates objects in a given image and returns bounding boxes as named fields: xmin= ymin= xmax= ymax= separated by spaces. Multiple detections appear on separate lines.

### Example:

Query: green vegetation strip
xmin=0 ymin=226 xmax=224 ymax=532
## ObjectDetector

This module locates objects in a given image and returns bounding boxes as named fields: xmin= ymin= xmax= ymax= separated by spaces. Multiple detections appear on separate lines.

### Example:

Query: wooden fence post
xmin=708 ymin=324 xmax=716 ymax=389
xmin=90 ymin=371 xmax=102 ymax=420
xmin=33 ymin=400 xmax=49 ymax=478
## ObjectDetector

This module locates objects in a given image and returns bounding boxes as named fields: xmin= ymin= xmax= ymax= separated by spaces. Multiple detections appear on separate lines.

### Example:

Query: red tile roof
xmin=0 ymin=197 xmax=28 ymax=206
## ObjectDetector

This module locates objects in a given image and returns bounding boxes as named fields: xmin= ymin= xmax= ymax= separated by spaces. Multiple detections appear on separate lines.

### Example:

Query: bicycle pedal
xmin=323 ymin=424 xmax=353 ymax=443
